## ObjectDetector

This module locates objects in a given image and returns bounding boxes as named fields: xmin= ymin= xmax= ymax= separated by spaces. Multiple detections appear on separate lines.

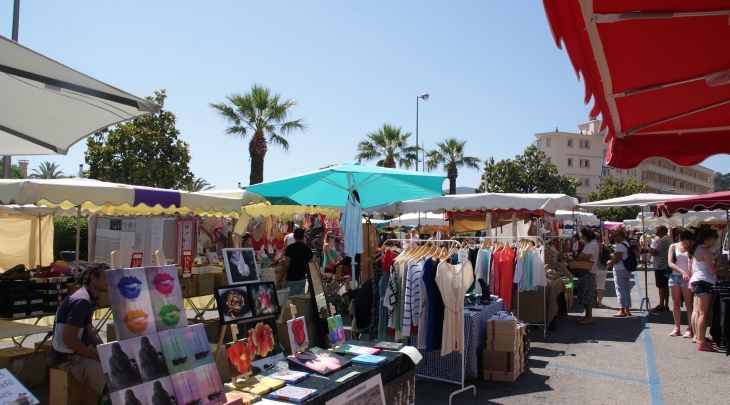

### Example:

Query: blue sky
xmin=2 ymin=1 xmax=728 ymax=190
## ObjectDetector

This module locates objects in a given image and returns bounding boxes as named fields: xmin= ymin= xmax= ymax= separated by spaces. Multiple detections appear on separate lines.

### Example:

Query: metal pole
xmin=75 ymin=205 xmax=81 ymax=276
xmin=38 ymin=214 xmax=42 ymax=268
xmin=416 ymin=96 xmax=419 ymax=172
xmin=2 ymin=1 xmax=20 ymax=179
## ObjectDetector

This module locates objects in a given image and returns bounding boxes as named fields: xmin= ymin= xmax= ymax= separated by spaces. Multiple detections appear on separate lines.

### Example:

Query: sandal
xmin=612 ymin=313 xmax=626 ymax=317
xmin=669 ymin=327 xmax=680 ymax=337
xmin=696 ymin=342 xmax=719 ymax=352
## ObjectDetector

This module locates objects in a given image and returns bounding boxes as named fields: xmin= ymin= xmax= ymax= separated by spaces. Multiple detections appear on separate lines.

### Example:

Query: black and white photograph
xmin=382 ymin=370 xmax=416 ymax=405
xmin=110 ymin=384 xmax=149 ymax=405
xmin=325 ymin=374 xmax=386 ymax=405
xmin=143 ymin=377 xmax=176 ymax=405
xmin=214 ymin=285 xmax=254 ymax=324
xmin=223 ymin=248 xmax=260 ymax=285
xmin=99 ymin=340 xmax=143 ymax=393
xmin=130 ymin=334 xmax=169 ymax=382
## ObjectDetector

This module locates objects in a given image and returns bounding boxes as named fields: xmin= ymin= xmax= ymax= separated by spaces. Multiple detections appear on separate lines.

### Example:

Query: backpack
xmin=620 ymin=241 xmax=638 ymax=272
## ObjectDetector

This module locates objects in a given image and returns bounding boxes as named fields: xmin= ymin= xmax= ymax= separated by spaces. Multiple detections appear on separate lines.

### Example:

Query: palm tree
xmin=210 ymin=85 xmax=307 ymax=185
xmin=354 ymin=124 xmax=419 ymax=168
xmin=425 ymin=138 xmax=480 ymax=195
xmin=29 ymin=161 xmax=64 ymax=179
xmin=181 ymin=177 xmax=214 ymax=192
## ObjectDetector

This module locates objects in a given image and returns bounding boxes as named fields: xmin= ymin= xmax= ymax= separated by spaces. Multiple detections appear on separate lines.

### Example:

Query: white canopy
xmin=373 ymin=193 xmax=578 ymax=215
xmin=629 ymin=210 xmax=728 ymax=230
xmin=578 ymin=193 xmax=696 ymax=209
xmin=391 ymin=212 xmax=448 ymax=227
xmin=0 ymin=179 xmax=242 ymax=217
xmin=554 ymin=210 xmax=600 ymax=226
xmin=0 ymin=35 xmax=161 ymax=155
xmin=198 ymin=189 xmax=267 ymax=206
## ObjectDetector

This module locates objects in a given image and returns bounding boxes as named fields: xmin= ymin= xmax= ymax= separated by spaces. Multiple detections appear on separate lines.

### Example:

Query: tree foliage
xmin=181 ymin=177 xmax=214 ymax=192
xmin=355 ymin=124 xmax=419 ymax=169
xmin=85 ymin=90 xmax=194 ymax=189
xmin=475 ymin=144 xmax=581 ymax=196
xmin=53 ymin=217 xmax=88 ymax=261
xmin=210 ymin=84 xmax=306 ymax=185
xmin=425 ymin=138 xmax=480 ymax=195
xmin=587 ymin=175 xmax=649 ymax=222
xmin=0 ymin=157 xmax=25 ymax=179
xmin=29 ymin=161 xmax=64 ymax=179
xmin=715 ymin=172 xmax=730 ymax=192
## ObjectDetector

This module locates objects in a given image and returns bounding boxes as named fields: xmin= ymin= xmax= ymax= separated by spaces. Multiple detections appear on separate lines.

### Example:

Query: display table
xmin=0 ymin=319 xmax=53 ymax=375
xmin=511 ymin=279 xmax=565 ymax=327
xmin=406 ymin=298 xmax=505 ymax=381
xmin=248 ymin=340 xmax=414 ymax=404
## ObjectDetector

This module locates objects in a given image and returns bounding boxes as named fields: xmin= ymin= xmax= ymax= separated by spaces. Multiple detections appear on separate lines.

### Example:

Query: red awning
xmin=543 ymin=0 xmax=730 ymax=168
xmin=655 ymin=191 xmax=730 ymax=216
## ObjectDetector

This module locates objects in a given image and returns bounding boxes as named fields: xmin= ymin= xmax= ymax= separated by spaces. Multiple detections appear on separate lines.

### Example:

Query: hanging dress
xmin=434 ymin=260 xmax=474 ymax=356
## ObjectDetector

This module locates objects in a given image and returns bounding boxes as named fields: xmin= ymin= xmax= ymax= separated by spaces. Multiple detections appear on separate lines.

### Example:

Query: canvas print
xmin=223 ymin=248 xmax=260 ymax=285
xmin=225 ymin=338 xmax=255 ymax=381
xmin=215 ymin=286 xmax=253 ymax=324
xmin=268 ymin=387 xmax=318 ymax=403
xmin=237 ymin=318 xmax=284 ymax=373
xmin=249 ymin=282 xmax=280 ymax=317
xmin=287 ymin=347 xmax=351 ymax=376
xmin=107 ymin=267 xmax=157 ymax=339
xmin=158 ymin=328 xmax=193 ymax=375
xmin=184 ymin=324 xmax=214 ymax=368
xmin=170 ymin=369 xmax=203 ymax=405
xmin=327 ymin=316 xmax=339 ymax=345
xmin=287 ymin=316 xmax=309 ymax=353
xmin=110 ymin=384 xmax=148 ymax=405
xmin=195 ymin=363 xmax=226 ymax=405
xmin=143 ymin=377 xmax=176 ymax=405
xmin=130 ymin=334 xmax=168 ymax=382
xmin=99 ymin=340 xmax=143 ymax=393
xmin=267 ymin=369 xmax=310 ymax=384
xmin=146 ymin=265 xmax=187 ymax=331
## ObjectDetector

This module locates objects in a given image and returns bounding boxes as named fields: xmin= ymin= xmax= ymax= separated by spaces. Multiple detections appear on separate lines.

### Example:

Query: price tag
xmin=182 ymin=250 xmax=193 ymax=278
xmin=130 ymin=252 xmax=144 ymax=268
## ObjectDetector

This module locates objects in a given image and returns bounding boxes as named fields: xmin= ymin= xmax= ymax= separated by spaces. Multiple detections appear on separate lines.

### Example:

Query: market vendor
xmin=51 ymin=261 xmax=110 ymax=396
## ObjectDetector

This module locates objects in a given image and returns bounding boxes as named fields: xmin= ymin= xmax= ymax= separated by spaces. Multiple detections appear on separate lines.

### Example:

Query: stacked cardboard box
xmin=483 ymin=319 xmax=526 ymax=382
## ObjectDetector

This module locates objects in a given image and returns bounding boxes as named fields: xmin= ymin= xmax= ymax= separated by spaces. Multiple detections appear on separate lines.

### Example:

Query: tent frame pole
xmin=638 ymin=205 xmax=651 ymax=314
xmin=75 ymin=205 xmax=81 ymax=277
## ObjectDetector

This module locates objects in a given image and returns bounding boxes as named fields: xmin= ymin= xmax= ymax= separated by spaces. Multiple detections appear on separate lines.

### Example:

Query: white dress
xmin=435 ymin=260 xmax=474 ymax=356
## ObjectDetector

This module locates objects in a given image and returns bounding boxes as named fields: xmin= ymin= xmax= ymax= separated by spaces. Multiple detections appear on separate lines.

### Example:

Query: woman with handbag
xmin=576 ymin=229 xmax=599 ymax=324
xmin=667 ymin=231 xmax=694 ymax=338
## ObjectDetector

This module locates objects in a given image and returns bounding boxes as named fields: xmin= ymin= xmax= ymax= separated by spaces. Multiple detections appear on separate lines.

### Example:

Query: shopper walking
xmin=610 ymin=229 xmax=633 ymax=317
xmin=280 ymin=228 xmax=313 ymax=295
xmin=689 ymin=229 xmax=726 ymax=351
xmin=576 ymin=229 xmax=599 ymax=324
xmin=667 ymin=230 xmax=694 ymax=338
xmin=651 ymin=226 xmax=673 ymax=312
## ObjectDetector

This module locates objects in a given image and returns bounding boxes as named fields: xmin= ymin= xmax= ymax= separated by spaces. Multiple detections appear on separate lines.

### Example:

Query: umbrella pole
xmin=38 ymin=214 xmax=42 ymax=269
xmin=75 ymin=205 xmax=81 ymax=277
xmin=639 ymin=205 xmax=652 ymax=314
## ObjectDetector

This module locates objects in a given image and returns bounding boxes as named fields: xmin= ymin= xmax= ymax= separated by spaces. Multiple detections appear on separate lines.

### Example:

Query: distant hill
xmin=443 ymin=186 xmax=476 ymax=195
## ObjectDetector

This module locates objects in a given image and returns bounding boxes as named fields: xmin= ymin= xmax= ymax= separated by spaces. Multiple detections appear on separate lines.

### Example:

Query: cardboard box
xmin=288 ymin=294 xmax=317 ymax=324
xmin=486 ymin=319 xmax=518 ymax=333
xmin=34 ymin=340 xmax=53 ymax=379
xmin=213 ymin=272 xmax=228 ymax=287
xmin=0 ymin=347 xmax=46 ymax=387
xmin=195 ymin=273 xmax=214 ymax=296
xmin=180 ymin=277 xmax=197 ymax=298
xmin=482 ymin=350 xmax=522 ymax=373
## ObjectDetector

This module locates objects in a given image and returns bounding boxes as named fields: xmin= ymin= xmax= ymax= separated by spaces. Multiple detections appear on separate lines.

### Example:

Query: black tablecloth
xmin=261 ymin=340 xmax=413 ymax=404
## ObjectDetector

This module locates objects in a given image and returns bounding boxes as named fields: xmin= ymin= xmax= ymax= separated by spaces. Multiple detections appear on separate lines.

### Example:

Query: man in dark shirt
xmin=280 ymin=228 xmax=313 ymax=295
xmin=51 ymin=261 xmax=109 ymax=395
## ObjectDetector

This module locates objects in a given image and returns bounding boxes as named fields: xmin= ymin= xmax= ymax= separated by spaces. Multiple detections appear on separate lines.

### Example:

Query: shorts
xmin=668 ymin=273 xmax=688 ymax=288
xmin=595 ymin=270 xmax=608 ymax=290
xmin=690 ymin=280 xmax=714 ymax=296
xmin=56 ymin=351 xmax=106 ymax=395
xmin=654 ymin=269 xmax=669 ymax=288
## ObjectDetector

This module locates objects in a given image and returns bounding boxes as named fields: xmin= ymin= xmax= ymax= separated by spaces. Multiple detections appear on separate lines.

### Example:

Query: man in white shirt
xmin=650 ymin=226 xmax=673 ymax=312
xmin=410 ymin=229 xmax=420 ymax=247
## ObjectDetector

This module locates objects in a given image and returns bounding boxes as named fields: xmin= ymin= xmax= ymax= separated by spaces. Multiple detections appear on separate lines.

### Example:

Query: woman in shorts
xmin=688 ymin=229 xmax=727 ymax=351
xmin=667 ymin=231 xmax=694 ymax=338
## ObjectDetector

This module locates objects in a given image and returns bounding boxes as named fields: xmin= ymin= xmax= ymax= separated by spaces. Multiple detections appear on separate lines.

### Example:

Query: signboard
xmin=0 ymin=368 xmax=39 ymax=404
xmin=130 ymin=252 xmax=144 ymax=268
xmin=181 ymin=250 xmax=193 ymax=278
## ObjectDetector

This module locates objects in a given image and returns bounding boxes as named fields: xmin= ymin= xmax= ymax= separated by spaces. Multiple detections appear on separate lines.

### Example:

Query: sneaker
xmin=669 ymin=327 xmax=680 ymax=337
xmin=683 ymin=329 xmax=694 ymax=339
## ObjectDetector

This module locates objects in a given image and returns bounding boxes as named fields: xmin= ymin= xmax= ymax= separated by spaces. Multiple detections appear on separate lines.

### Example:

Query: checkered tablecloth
xmin=407 ymin=299 xmax=505 ymax=382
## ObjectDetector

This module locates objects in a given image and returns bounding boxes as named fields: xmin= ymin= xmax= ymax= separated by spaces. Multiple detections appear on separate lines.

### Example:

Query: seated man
xmin=51 ymin=261 xmax=110 ymax=396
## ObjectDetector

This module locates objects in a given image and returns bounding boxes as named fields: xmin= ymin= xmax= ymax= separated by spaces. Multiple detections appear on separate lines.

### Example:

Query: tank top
xmin=322 ymin=246 xmax=337 ymax=267
xmin=690 ymin=246 xmax=716 ymax=284
xmin=672 ymin=244 xmax=691 ymax=275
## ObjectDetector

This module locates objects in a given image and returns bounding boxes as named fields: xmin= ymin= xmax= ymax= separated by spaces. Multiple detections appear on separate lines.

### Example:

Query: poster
xmin=146 ymin=265 xmax=187 ymax=331
xmin=107 ymin=267 xmax=157 ymax=339
xmin=236 ymin=318 xmax=284 ymax=372
xmin=215 ymin=285 xmax=254 ymax=324
xmin=325 ymin=374 xmax=386 ymax=405
xmin=0 ymin=368 xmax=39 ymax=405
xmin=223 ymin=248 xmax=260 ymax=285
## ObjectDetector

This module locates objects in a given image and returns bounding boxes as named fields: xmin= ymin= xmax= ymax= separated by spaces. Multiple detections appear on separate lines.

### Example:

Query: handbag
xmin=665 ymin=247 xmax=677 ymax=277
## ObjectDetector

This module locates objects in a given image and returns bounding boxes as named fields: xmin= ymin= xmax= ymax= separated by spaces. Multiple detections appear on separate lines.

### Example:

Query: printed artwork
xmin=107 ymin=268 xmax=157 ymax=339
xmin=184 ymin=324 xmax=214 ymax=368
xmin=223 ymin=248 xmax=260 ymax=285
xmin=236 ymin=318 xmax=284 ymax=373
xmin=158 ymin=328 xmax=193 ymax=375
xmin=146 ymin=265 xmax=187 ymax=331
xmin=215 ymin=286 xmax=253 ymax=324
xmin=327 ymin=315 xmax=346 ymax=344
xmin=110 ymin=384 xmax=147 ymax=405
xmin=99 ymin=340 xmax=143 ymax=393
xmin=144 ymin=377 xmax=176 ymax=405
xmin=287 ymin=316 xmax=309 ymax=353
xmin=286 ymin=347 xmax=351 ymax=376
xmin=249 ymin=283 xmax=279 ymax=317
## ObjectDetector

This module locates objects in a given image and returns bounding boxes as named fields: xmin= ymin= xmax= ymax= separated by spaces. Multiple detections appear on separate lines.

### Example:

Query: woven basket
xmin=567 ymin=259 xmax=594 ymax=273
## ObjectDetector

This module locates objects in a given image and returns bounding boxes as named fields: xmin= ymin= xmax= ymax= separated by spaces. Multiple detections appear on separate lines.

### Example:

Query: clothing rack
xmin=385 ymin=238 xmax=475 ymax=405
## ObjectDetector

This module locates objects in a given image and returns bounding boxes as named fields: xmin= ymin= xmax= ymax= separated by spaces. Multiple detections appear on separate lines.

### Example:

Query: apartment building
xmin=535 ymin=120 xmax=714 ymax=202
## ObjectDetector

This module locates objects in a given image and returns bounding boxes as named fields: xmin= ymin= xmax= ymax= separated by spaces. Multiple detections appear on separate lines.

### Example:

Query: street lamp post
xmin=416 ymin=93 xmax=429 ymax=171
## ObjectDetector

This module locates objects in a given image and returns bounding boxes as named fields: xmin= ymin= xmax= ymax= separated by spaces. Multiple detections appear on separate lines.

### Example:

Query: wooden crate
xmin=49 ymin=368 xmax=99 ymax=405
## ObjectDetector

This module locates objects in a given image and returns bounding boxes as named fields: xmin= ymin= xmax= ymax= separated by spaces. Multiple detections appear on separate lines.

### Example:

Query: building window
xmin=580 ymin=140 xmax=590 ymax=149
xmin=568 ymin=158 xmax=573 ymax=167
xmin=568 ymin=139 xmax=573 ymax=147
xmin=579 ymin=159 xmax=590 ymax=168
xmin=536 ymin=140 xmax=542 ymax=149
xmin=547 ymin=138 xmax=552 ymax=147
xmin=582 ymin=178 xmax=590 ymax=187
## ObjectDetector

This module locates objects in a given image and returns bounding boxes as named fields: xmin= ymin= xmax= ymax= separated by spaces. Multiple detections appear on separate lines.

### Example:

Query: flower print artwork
xmin=237 ymin=318 xmax=284 ymax=373
xmin=223 ymin=248 xmax=260 ymax=285
xmin=249 ymin=283 xmax=279 ymax=316
xmin=287 ymin=316 xmax=308 ymax=352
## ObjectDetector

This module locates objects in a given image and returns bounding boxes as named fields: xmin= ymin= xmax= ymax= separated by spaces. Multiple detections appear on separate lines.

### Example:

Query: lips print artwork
xmin=124 ymin=309 xmax=149 ymax=334
xmin=118 ymin=276 xmax=143 ymax=300
xmin=158 ymin=304 xmax=181 ymax=327
xmin=152 ymin=272 xmax=175 ymax=295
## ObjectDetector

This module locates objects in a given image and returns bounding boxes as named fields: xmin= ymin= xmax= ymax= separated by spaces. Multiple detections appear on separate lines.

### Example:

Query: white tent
xmin=391 ymin=212 xmax=448 ymax=227
xmin=0 ymin=35 xmax=160 ymax=155
xmin=629 ymin=210 xmax=728 ymax=230
xmin=577 ymin=193 xmax=695 ymax=209
xmin=554 ymin=210 xmax=600 ymax=226
xmin=374 ymin=193 xmax=578 ymax=215
xmin=0 ymin=205 xmax=69 ymax=270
